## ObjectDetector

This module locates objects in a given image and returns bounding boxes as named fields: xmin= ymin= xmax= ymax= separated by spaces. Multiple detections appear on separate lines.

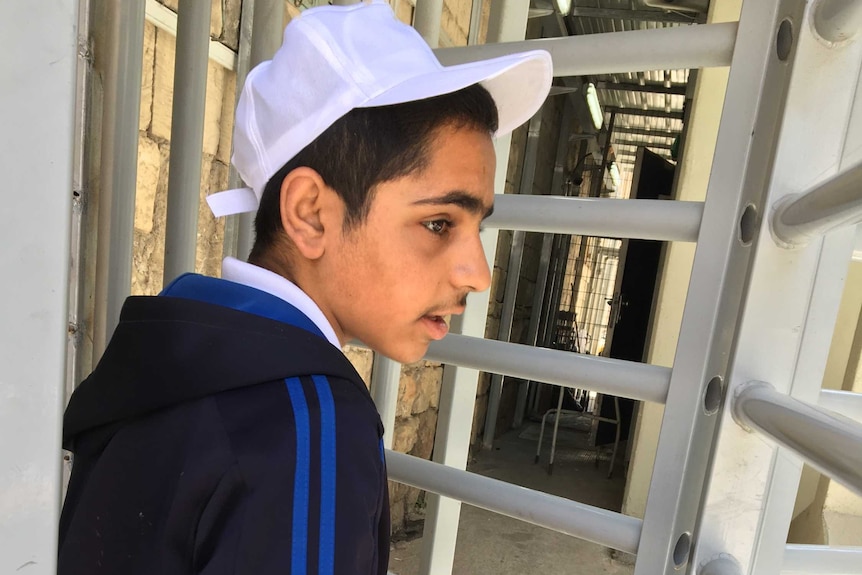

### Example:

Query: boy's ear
xmin=278 ymin=167 xmax=337 ymax=260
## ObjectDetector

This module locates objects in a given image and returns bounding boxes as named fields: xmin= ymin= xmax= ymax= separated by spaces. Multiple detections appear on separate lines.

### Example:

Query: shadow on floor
xmin=388 ymin=421 xmax=636 ymax=575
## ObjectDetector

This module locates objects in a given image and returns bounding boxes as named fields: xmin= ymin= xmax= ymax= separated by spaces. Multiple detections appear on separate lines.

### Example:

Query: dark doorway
xmin=596 ymin=148 xmax=675 ymax=446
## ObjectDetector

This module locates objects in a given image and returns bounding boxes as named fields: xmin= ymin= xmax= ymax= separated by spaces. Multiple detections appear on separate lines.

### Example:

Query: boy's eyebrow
xmin=413 ymin=191 xmax=495 ymax=219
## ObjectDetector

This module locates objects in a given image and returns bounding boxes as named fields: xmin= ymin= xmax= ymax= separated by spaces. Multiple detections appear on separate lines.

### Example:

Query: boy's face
xmin=317 ymin=124 xmax=496 ymax=363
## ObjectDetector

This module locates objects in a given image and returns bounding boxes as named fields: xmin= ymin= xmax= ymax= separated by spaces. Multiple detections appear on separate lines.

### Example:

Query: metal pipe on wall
xmin=483 ymin=111 xmax=543 ymax=449
xmin=234 ymin=0 xmax=285 ymax=261
xmin=435 ymin=22 xmax=738 ymax=76
xmin=163 ymin=0 xmax=212 ymax=284
xmin=733 ymin=381 xmax=862 ymax=497
xmin=783 ymin=544 xmax=862 ymax=574
xmin=92 ymin=0 xmax=146 ymax=357
xmin=413 ymin=0 xmax=444 ymax=47
xmin=811 ymin=0 xmax=862 ymax=44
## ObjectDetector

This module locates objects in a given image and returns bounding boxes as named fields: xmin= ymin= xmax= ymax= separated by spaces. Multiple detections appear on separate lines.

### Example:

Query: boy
xmin=59 ymin=2 xmax=551 ymax=574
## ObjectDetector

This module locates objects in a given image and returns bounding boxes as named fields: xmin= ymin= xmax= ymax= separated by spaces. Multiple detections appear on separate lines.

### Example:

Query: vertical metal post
xmin=419 ymin=3 xmax=531 ymax=573
xmin=234 ymin=0 xmax=284 ymax=261
xmin=633 ymin=2 xmax=812 ymax=573
xmin=162 ymin=0 xmax=212 ymax=284
xmin=515 ymin=100 xmax=575 ymax=426
xmin=68 ymin=0 xmax=92 ymax=397
xmin=222 ymin=0 xmax=256 ymax=260
xmin=0 ymin=1 xmax=78 ymax=571
xmin=483 ymin=111 xmax=543 ymax=448
xmin=92 ymin=0 xmax=145 ymax=357
xmin=468 ymin=0 xmax=483 ymax=45
xmin=414 ymin=0 xmax=444 ymax=47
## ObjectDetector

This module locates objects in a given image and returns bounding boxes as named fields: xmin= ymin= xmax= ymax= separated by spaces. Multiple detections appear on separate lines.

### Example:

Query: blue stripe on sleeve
xmin=285 ymin=377 xmax=310 ymax=575
xmin=312 ymin=375 xmax=336 ymax=575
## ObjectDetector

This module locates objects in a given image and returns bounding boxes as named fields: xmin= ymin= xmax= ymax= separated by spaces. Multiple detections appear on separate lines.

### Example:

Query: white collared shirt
xmin=221 ymin=257 xmax=342 ymax=350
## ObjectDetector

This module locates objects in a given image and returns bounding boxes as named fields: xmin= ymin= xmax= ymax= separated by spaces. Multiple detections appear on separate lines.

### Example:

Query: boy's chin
xmin=375 ymin=342 xmax=430 ymax=365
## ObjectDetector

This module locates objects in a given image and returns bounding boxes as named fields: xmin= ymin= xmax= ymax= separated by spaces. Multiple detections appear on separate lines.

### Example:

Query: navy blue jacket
xmin=59 ymin=275 xmax=389 ymax=575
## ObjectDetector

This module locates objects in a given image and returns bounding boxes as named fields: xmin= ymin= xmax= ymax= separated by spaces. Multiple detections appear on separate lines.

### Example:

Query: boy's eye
xmin=423 ymin=219 xmax=451 ymax=235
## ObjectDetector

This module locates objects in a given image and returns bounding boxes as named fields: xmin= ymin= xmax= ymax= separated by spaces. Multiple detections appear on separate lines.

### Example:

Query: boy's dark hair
xmin=250 ymin=83 xmax=498 ymax=260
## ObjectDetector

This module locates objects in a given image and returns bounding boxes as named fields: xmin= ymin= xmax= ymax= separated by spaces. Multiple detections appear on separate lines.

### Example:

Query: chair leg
xmin=607 ymin=397 xmax=622 ymax=479
xmin=548 ymin=388 xmax=565 ymax=475
xmin=536 ymin=408 xmax=550 ymax=463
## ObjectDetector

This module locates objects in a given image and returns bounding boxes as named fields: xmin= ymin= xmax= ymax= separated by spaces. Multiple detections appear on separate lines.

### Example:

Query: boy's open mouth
xmin=421 ymin=314 xmax=450 ymax=340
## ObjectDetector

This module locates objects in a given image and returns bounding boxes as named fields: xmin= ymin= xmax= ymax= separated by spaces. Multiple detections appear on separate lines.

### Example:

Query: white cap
xmin=207 ymin=0 xmax=553 ymax=217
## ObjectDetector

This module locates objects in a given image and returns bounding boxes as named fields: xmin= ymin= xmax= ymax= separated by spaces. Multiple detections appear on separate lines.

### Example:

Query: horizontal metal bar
xmin=596 ymin=81 xmax=687 ymax=95
xmin=771 ymin=160 xmax=862 ymax=248
xmin=425 ymin=334 xmax=671 ymax=404
xmin=606 ymin=106 xmax=684 ymax=119
xmin=569 ymin=6 xmax=698 ymax=23
xmin=733 ymin=381 xmax=862 ymax=497
xmin=819 ymin=389 xmax=862 ymax=423
xmin=144 ymin=0 xmax=237 ymax=71
xmin=385 ymin=450 xmax=642 ymax=555
xmin=782 ymin=545 xmax=862 ymax=574
xmin=434 ymin=22 xmax=737 ymax=76
xmin=613 ymin=139 xmax=675 ymax=149
xmin=812 ymin=0 xmax=862 ymax=45
xmin=486 ymin=195 xmax=702 ymax=242
xmin=615 ymin=126 xmax=680 ymax=138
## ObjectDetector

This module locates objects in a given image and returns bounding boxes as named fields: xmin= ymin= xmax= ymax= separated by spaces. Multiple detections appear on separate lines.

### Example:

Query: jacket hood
xmin=63 ymin=295 xmax=364 ymax=449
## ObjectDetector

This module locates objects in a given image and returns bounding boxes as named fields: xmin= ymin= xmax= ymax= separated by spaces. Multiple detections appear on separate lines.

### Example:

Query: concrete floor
xmin=388 ymin=418 xmax=636 ymax=575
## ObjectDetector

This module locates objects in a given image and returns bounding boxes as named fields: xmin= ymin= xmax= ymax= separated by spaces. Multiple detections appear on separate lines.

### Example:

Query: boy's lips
xmin=421 ymin=314 xmax=450 ymax=340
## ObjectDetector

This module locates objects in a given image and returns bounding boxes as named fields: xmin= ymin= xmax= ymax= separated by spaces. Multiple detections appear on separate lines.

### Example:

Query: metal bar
xmin=467 ymin=0 xmax=483 ymax=45
xmin=92 ymin=0 xmax=145 ymax=357
xmin=733 ymin=381 xmax=862 ymax=497
xmin=634 ymin=2 xmax=809 ymax=572
xmin=486 ymin=196 xmax=703 ymax=242
xmin=811 ymin=0 xmax=862 ymax=45
xmin=162 ymin=0 xmax=212 ymax=284
xmin=606 ymin=106 xmax=684 ymax=120
xmin=515 ymin=101 xmax=575 ymax=427
xmin=426 ymin=334 xmax=670 ymax=404
xmin=419 ymin=5 xmax=529 ymax=571
xmin=1 ymin=0 xmax=78 ymax=570
xmin=221 ymin=0 xmax=256 ymax=260
xmin=819 ymin=389 xmax=862 ymax=423
xmin=613 ymin=139 xmax=675 ymax=149
xmin=569 ymin=6 xmax=698 ymax=23
xmin=370 ymin=354 xmax=400 ymax=449
xmin=386 ymin=450 xmax=642 ymax=555
xmin=434 ymin=22 xmax=737 ymax=76
xmin=782 ymin=545 xmax=862 ymax=574
xmin=144 ymin=0 xmax=237 ymax=71
xmin=771 ymin=160 xmax=862 ymax=248
xmin=483 ymin=111 xmax=543 ymax=449
xmin=68 ymin=0 xmax=92 ymax=398
xmin=615 ymin=126 xmax=680 ymax=138
xmin=235 ymin=0 xmax=284 ymax=261
xmin=596 ymin=81 xmax=687 ymax=95
xmin=413 ymin=0 xmax=443 ymax=47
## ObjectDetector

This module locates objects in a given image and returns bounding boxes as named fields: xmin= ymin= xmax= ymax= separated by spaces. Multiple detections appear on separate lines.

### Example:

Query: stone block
xmin=196 ymin=156 xmax=227 ymax=278
xmin=410 ymin=409 xmax=438 ymax=460
xmin=140 ymin=22 xmax=156 ymax=132
xmin=396 ymin=367 xmax=418 ymax=418
xmin=151 ymin=29 xmax=176 ymax=141
xmin=392 ymin=416 xmax=420 ymax=454
xmin=394 ymin=0 xmax=413 ymax=25
xmin=221 ymin=0 xmax=241 ymax=51
xmin=210 ymin=0 xmax=223 ymax=40
xmin=134 ymin=134 xmax=161 ymax=234
xmin=217 ymin=71 xmax=236 ymax=165
xmin=411 ymin=365 xmax=442 ymax=414
xmin=132 ymin=141 xmax=171 ymax=296
xmin=343 ymin=346 xmax=373 ymax=387
xmin=203 ymin=60 xmax=225 ymax=156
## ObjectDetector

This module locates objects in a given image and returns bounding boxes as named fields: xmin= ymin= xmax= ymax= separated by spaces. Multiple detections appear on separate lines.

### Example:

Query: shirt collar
xmin=221 ymin=257 xmax=342 ymax=349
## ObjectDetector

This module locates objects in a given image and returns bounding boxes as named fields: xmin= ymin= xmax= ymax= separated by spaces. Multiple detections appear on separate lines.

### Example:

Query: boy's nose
xmin=453 ymin=234 xmax=492 ymax=293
